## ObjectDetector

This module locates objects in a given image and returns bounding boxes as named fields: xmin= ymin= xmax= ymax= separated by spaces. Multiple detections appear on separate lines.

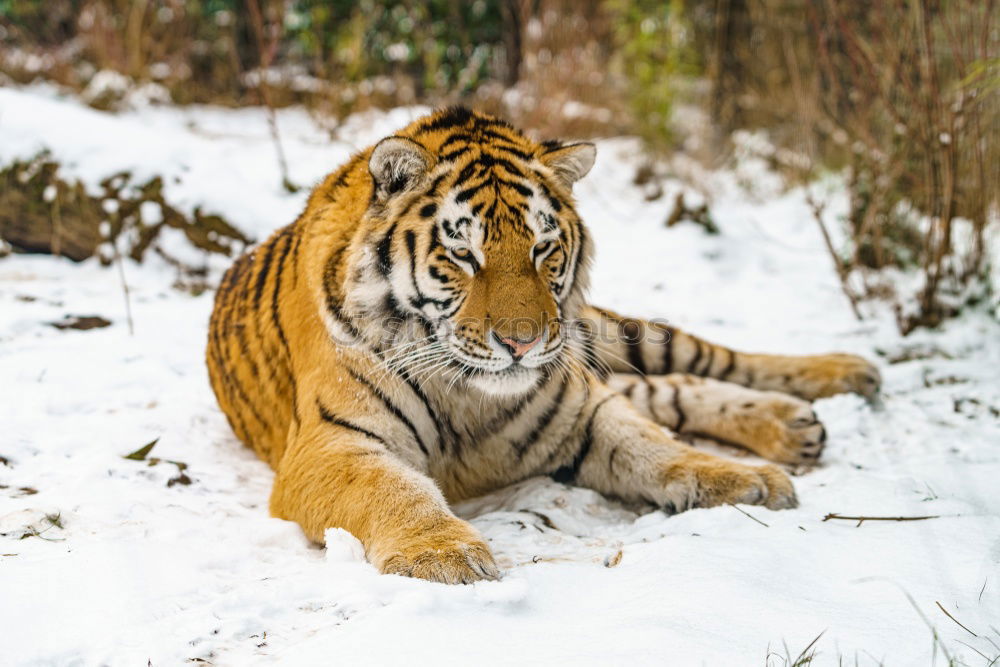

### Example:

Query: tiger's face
xmin=351 ymin=109 xmax=596 ymax=396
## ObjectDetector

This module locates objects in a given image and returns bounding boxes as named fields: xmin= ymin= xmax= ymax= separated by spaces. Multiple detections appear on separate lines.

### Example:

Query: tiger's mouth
xmin=464 ymin=362 xmax=544 ymax=396
xmin=446 ymin=334 xmax=565 ymax=396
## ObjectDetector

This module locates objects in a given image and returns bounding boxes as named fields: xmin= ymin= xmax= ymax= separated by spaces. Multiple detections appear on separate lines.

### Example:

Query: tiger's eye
xmin=533 ymin=241 xmax=554 ymax=259
xmin=452 ymin=247 xmax=473 ymax=261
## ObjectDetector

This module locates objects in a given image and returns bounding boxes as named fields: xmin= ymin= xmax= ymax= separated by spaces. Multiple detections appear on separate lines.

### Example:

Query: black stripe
xmin=513 ymin=375 xmax=570 ymax=460
xmin=440 ymin=147 xmax=471 ymax=162
xmin=551 ymin=395 xmax=615 ymax=483
xmin=290 ymin=227 xmax=304 ymax=287
xmin=478 ymin=383 xmax=539 ymax=437
xmin=330 ymin=170 xmax=351 ymax=194
xmin=252 ymin=239 xmax=277 ymax=309
xmin=551 ymin=249 xmax=568 ymax=280
xmin=317 ymin=399 xmax=388 ymax=446
xmin=248 ymin=238 xmax=296 ymax=415
xmin=270 ymin=231 xmax=298 ymax=413
xmin=323 ymin=282 xmax=360 ymax=338
xmin=331 ymin=152 xmax=364 ymax=192
xmin=347 ymin=368 xmax=429 ymax=456
xmin=622 ymin=319 xmax=646 ymax=374
xmin=455 ymin=183 xmax=483 ymax=203
xmin=207 ymin=348 xmax=254 ymax=442
xmin=235 ymin=324 xmax=260 ymax=379
xmin=453 ymin=162 xmax=479 ymax=187
xmin=229 ymin=373 xmax=269 ymax=432
xmin=397 ymin=195 xmax=422 ymax=219
xmin=719 ymin=348 xmax=736 ymax=380
xmin=374 ymin=294 xmax=405 ymax=351
xmin=671 ymin=385 xmax=686 ymax=432
xmin=270 ymin=233 xmax=294 ymax=359
xmin=490 ymin=143 xmax=532 ymax=161
xmin=623 ymin=381 xmax=637 ymax=399
xmin=417 ymin=106 xmax=474 ymax=133
xmin=403 ymin=230 xmax=448 ymax=311
xmin=476 ymin=155 xmax=526 ymax=178
xmin=562 ymin=221 xmax=585 ymax=301
xmin=323 ymin=247 xmax=361 ymax=338
xmin=497 ymin=178 xmax=532 ymax=197
xmin=699 ymin=344 xmax=715 ymax=376
xmin=390 ymin=363 xmax=448 ymax=450
xmin=376 ymin=223 xmax=396 ymax=277
xmin=427 ymin=264 xmax=451 ymax=283
xmin=424 ymin=173 xmax=448 ymax=199
xmin=483 ymin=199 xmax=498 ymax=222
xmin=406 ymin=229 xmax=424 ymax=303
xmin=536 ymin=179 xmax=563 ymax=212
xmin=479 ymin=128 xmax=523 ymax=145
xmin=219 ymin=352 xmax=270 ymax=433
xmin=428 ymin=225 xmax=445 ymax=253
xmin=538 ymin=376 xmax=592 ymax=470
xmin=662 ymin=326 xmax=675 ymax=374
xmin=641 ymin=375 xmax=658 ymax=420
xmin=211 ymin=266 xmax=271 ymax=435
xmin=439 ymin=133 xmax=473 ymax=151
xmin=686 ymin=339 xmax=703 ymax=373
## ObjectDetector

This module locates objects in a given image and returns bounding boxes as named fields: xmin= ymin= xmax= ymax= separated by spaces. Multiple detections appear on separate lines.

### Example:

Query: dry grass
xmin=712 ymin=0 xmax=998 ymax=334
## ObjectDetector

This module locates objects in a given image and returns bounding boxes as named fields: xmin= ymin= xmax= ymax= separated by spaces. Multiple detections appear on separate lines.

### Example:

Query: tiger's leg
xmin=270 ymin=404 xmax=498 ymax=584
xmin=607 ymin=373 xmax=826 ymax=464
xmin=579 ymin=305 xmax=881 ymax=401
xmin=551 ymin=383 xmax=798 ymax=513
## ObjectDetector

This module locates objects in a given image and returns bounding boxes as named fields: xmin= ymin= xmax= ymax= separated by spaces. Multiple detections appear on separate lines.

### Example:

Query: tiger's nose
xmin=493 ymin=332 xmax=542 ymax=360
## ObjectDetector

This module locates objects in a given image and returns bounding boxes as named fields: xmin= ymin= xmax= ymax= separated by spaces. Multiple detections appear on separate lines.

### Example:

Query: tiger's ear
xmin=369 ymin=136 xmax=434 ymax=200
xmin=539 ymin=142 xmax=597 ymax=188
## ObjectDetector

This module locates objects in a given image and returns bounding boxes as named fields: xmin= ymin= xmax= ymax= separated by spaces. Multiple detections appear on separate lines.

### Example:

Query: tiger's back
xmin=207 ymin=225 xmax=297 ymax=468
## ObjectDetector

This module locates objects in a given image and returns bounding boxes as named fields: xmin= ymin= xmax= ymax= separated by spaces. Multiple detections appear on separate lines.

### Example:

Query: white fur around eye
xmin=450 ymin=246 xmax=477 ymax=273
xmin=532 ymin=240 xmax=557 ymax=267
xmin=437 ymin=197 xmax=485 ymax=272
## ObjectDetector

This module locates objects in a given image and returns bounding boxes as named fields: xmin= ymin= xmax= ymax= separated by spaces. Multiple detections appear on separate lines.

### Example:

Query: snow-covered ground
xmin=1 ymin=86 xmax=998 ymax=666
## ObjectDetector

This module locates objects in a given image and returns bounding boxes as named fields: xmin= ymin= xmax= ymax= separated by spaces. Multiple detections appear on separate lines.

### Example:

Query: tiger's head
xmin=343 ymin=108 xmax=595 ymax=396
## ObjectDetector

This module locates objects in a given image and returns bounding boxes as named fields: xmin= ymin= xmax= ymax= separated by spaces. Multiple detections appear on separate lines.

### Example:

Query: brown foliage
xmin=0 ymin=152 xmax=252 ymax=270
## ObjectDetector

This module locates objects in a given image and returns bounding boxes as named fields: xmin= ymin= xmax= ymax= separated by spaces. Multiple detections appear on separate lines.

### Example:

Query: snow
xmin=1 ymin=86 xmax=999 ymax=666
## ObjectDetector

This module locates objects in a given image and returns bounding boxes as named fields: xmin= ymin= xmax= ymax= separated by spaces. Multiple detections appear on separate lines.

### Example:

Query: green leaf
xmin=124 ymin=438 xmax=159 ymax=461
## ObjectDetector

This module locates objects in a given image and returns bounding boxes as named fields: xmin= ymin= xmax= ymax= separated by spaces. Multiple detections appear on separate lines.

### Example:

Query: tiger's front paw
xmin=662 ymin=453 xmax=798 ymax=512
xmin=739 ymin=393 xmax=827 ymax=464
xmin=795 ymin=353 xmax=881 ymax=401
xmin=376 ymin=518 xmax=499 ymax=585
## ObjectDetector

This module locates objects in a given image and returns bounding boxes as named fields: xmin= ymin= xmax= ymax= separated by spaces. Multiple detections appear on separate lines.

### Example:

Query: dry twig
xmin=822 ymin=513 xmax=939 ymax=527
xmin=805 ymin=192 xmax=863 ymax=322
xmin=111 ymin=222 xmax=135 ymax=336
xmin=729 ymin=503 xmax=769 ymax=527
xmin=247 ymin=0 xmax=298 ymax=194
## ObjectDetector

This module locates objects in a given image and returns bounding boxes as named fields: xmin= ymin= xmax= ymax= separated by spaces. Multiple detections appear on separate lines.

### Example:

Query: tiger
xmin=206 ymin=107 xmax=880 ymax=584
